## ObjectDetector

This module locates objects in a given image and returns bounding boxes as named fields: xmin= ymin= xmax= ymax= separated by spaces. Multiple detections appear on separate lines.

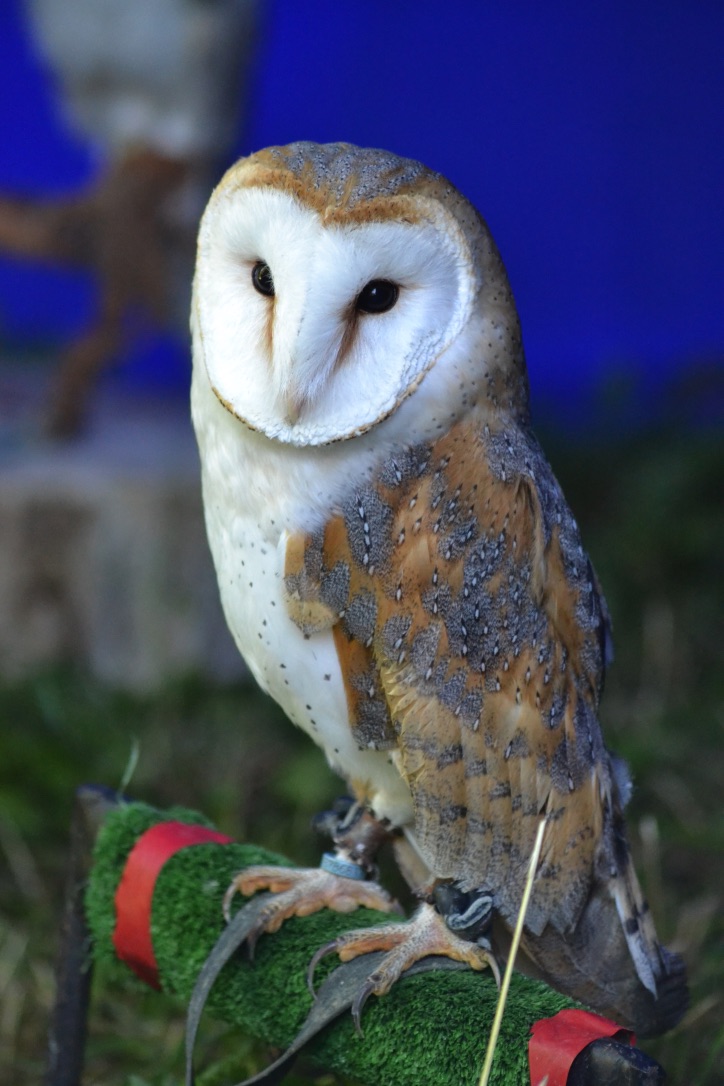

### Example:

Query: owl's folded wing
xmin=285 ymin=413 xmax=612 ymax=932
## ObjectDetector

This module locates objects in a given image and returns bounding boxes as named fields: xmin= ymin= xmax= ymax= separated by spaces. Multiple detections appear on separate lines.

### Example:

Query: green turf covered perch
xmin=83 ymin=795 xmax=663 ymax=1086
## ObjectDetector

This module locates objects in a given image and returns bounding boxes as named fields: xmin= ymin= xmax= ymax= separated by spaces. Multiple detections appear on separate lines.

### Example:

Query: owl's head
xmin=193 ymin=142 xmax=527 ymax=446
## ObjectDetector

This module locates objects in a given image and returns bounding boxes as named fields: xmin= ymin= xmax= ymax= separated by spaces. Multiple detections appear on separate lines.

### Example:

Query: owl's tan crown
xmin=224 ymin=141 xmax=439 ymax=222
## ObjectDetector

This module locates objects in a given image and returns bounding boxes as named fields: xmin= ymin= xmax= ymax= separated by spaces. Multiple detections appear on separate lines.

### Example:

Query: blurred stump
xmin=0 ymin=366 xmax=243 ymax=689
xmin=0 ymin=147 xmax=193 ymax=437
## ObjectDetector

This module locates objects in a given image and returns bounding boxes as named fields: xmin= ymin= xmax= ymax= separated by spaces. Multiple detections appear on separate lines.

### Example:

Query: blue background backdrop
xmin=0 ymin=0 xmax=722 ymax=428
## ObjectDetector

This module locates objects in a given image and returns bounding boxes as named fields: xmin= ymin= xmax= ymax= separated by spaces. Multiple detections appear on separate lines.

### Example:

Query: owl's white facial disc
xmin=194 ymin=186 xmax=476 ymax=445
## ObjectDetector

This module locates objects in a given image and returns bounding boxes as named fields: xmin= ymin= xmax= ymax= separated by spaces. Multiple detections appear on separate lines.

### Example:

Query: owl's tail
xmin=520 ymin=821 xmax=688 ymax=1037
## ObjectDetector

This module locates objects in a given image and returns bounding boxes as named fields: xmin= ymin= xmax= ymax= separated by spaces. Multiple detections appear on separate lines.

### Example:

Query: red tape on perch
xmin=113 ymin=820 xmax=233 ymax=988
xmin=529 ymin=1007 xmax=635 ymax=1086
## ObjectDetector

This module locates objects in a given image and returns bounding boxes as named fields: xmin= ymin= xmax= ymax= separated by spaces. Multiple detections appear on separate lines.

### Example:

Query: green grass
xmin=0 ymin=425 xmax=722 ymax=1085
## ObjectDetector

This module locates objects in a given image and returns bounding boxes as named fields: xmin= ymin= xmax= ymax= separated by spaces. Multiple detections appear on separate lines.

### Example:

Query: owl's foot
xmin=223 ymin=864 xmax=401 ymax=956
xmin=308 ymin=901 xmax=501 ymax=1030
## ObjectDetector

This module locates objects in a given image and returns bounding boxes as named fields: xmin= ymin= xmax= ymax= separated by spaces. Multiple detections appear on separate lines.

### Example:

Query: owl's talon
xmin=306 ymin=938 xmax=340 ymax=996
xmin=222 ymin=876 xmax=243 ymax=923
xmin=245 ymin=925 xmax=262 ymax=961
xmin=351 ymin=979 xmax=376 ymax=1037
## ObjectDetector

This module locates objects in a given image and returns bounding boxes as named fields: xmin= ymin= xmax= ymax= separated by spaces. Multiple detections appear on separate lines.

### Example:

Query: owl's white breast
xmin=191 ymin=364 xmax=415 ymax=827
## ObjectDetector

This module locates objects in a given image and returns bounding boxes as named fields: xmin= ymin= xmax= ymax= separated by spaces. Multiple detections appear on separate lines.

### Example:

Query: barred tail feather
xmin=520 ymin=855 xmax=688 ymax=1036
xmin=611 ymin=863 xmax=659 ymax=997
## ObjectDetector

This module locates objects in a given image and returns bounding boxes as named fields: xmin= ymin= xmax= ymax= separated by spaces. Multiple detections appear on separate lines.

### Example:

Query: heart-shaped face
xmin=192 ymin=142 xmax=525 ymax=448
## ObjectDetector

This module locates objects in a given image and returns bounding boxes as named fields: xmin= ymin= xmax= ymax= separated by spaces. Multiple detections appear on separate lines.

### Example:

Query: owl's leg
xmin=223 ymin=800 xmax=402 ymax=954
xmin=311 ymin=795 xmax=392 ymax=878
xmin=308 ymin=888 xmax=500 ymax=1030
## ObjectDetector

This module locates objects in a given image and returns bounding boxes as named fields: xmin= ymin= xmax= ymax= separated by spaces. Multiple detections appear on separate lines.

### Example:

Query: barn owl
xmin=191 ymin=142 xmax=687 ymax=1035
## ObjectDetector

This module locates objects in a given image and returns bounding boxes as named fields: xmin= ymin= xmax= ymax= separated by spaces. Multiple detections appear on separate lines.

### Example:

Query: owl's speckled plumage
xmin=191 ymin=142 xmax=687 ymax=1035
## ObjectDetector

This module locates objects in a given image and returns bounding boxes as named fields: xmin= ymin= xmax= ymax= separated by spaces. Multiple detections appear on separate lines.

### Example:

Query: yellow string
xmin=478 ymin=817 xmax=547 ymax=1086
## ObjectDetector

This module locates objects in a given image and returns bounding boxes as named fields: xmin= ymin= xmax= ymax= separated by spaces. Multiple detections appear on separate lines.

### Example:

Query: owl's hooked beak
xmin=272 ymin=341 xmax=338 ymax=428
xmin=269 ymin=284 xmax=347 ymax=427
xmin=283 ymin=395 xmax=303 ymax=427
xmin=272 ymin=365 xmax=312 ymax=427
xmin=268 ymin=345 xmax=309 ymax=427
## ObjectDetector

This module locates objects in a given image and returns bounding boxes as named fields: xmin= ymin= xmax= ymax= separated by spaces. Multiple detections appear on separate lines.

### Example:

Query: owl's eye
xmin=356 ymin=279 xmax=399 ymax=314
xmin=251 ymin=261 xmax=275 ymax=297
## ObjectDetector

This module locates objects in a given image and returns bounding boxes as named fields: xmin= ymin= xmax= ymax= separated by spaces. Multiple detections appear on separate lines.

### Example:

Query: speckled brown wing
xmin=287 ymin=408 xmax=613 ymax=929
xmin=284 ymin=407 xmax=687 ymax=1032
